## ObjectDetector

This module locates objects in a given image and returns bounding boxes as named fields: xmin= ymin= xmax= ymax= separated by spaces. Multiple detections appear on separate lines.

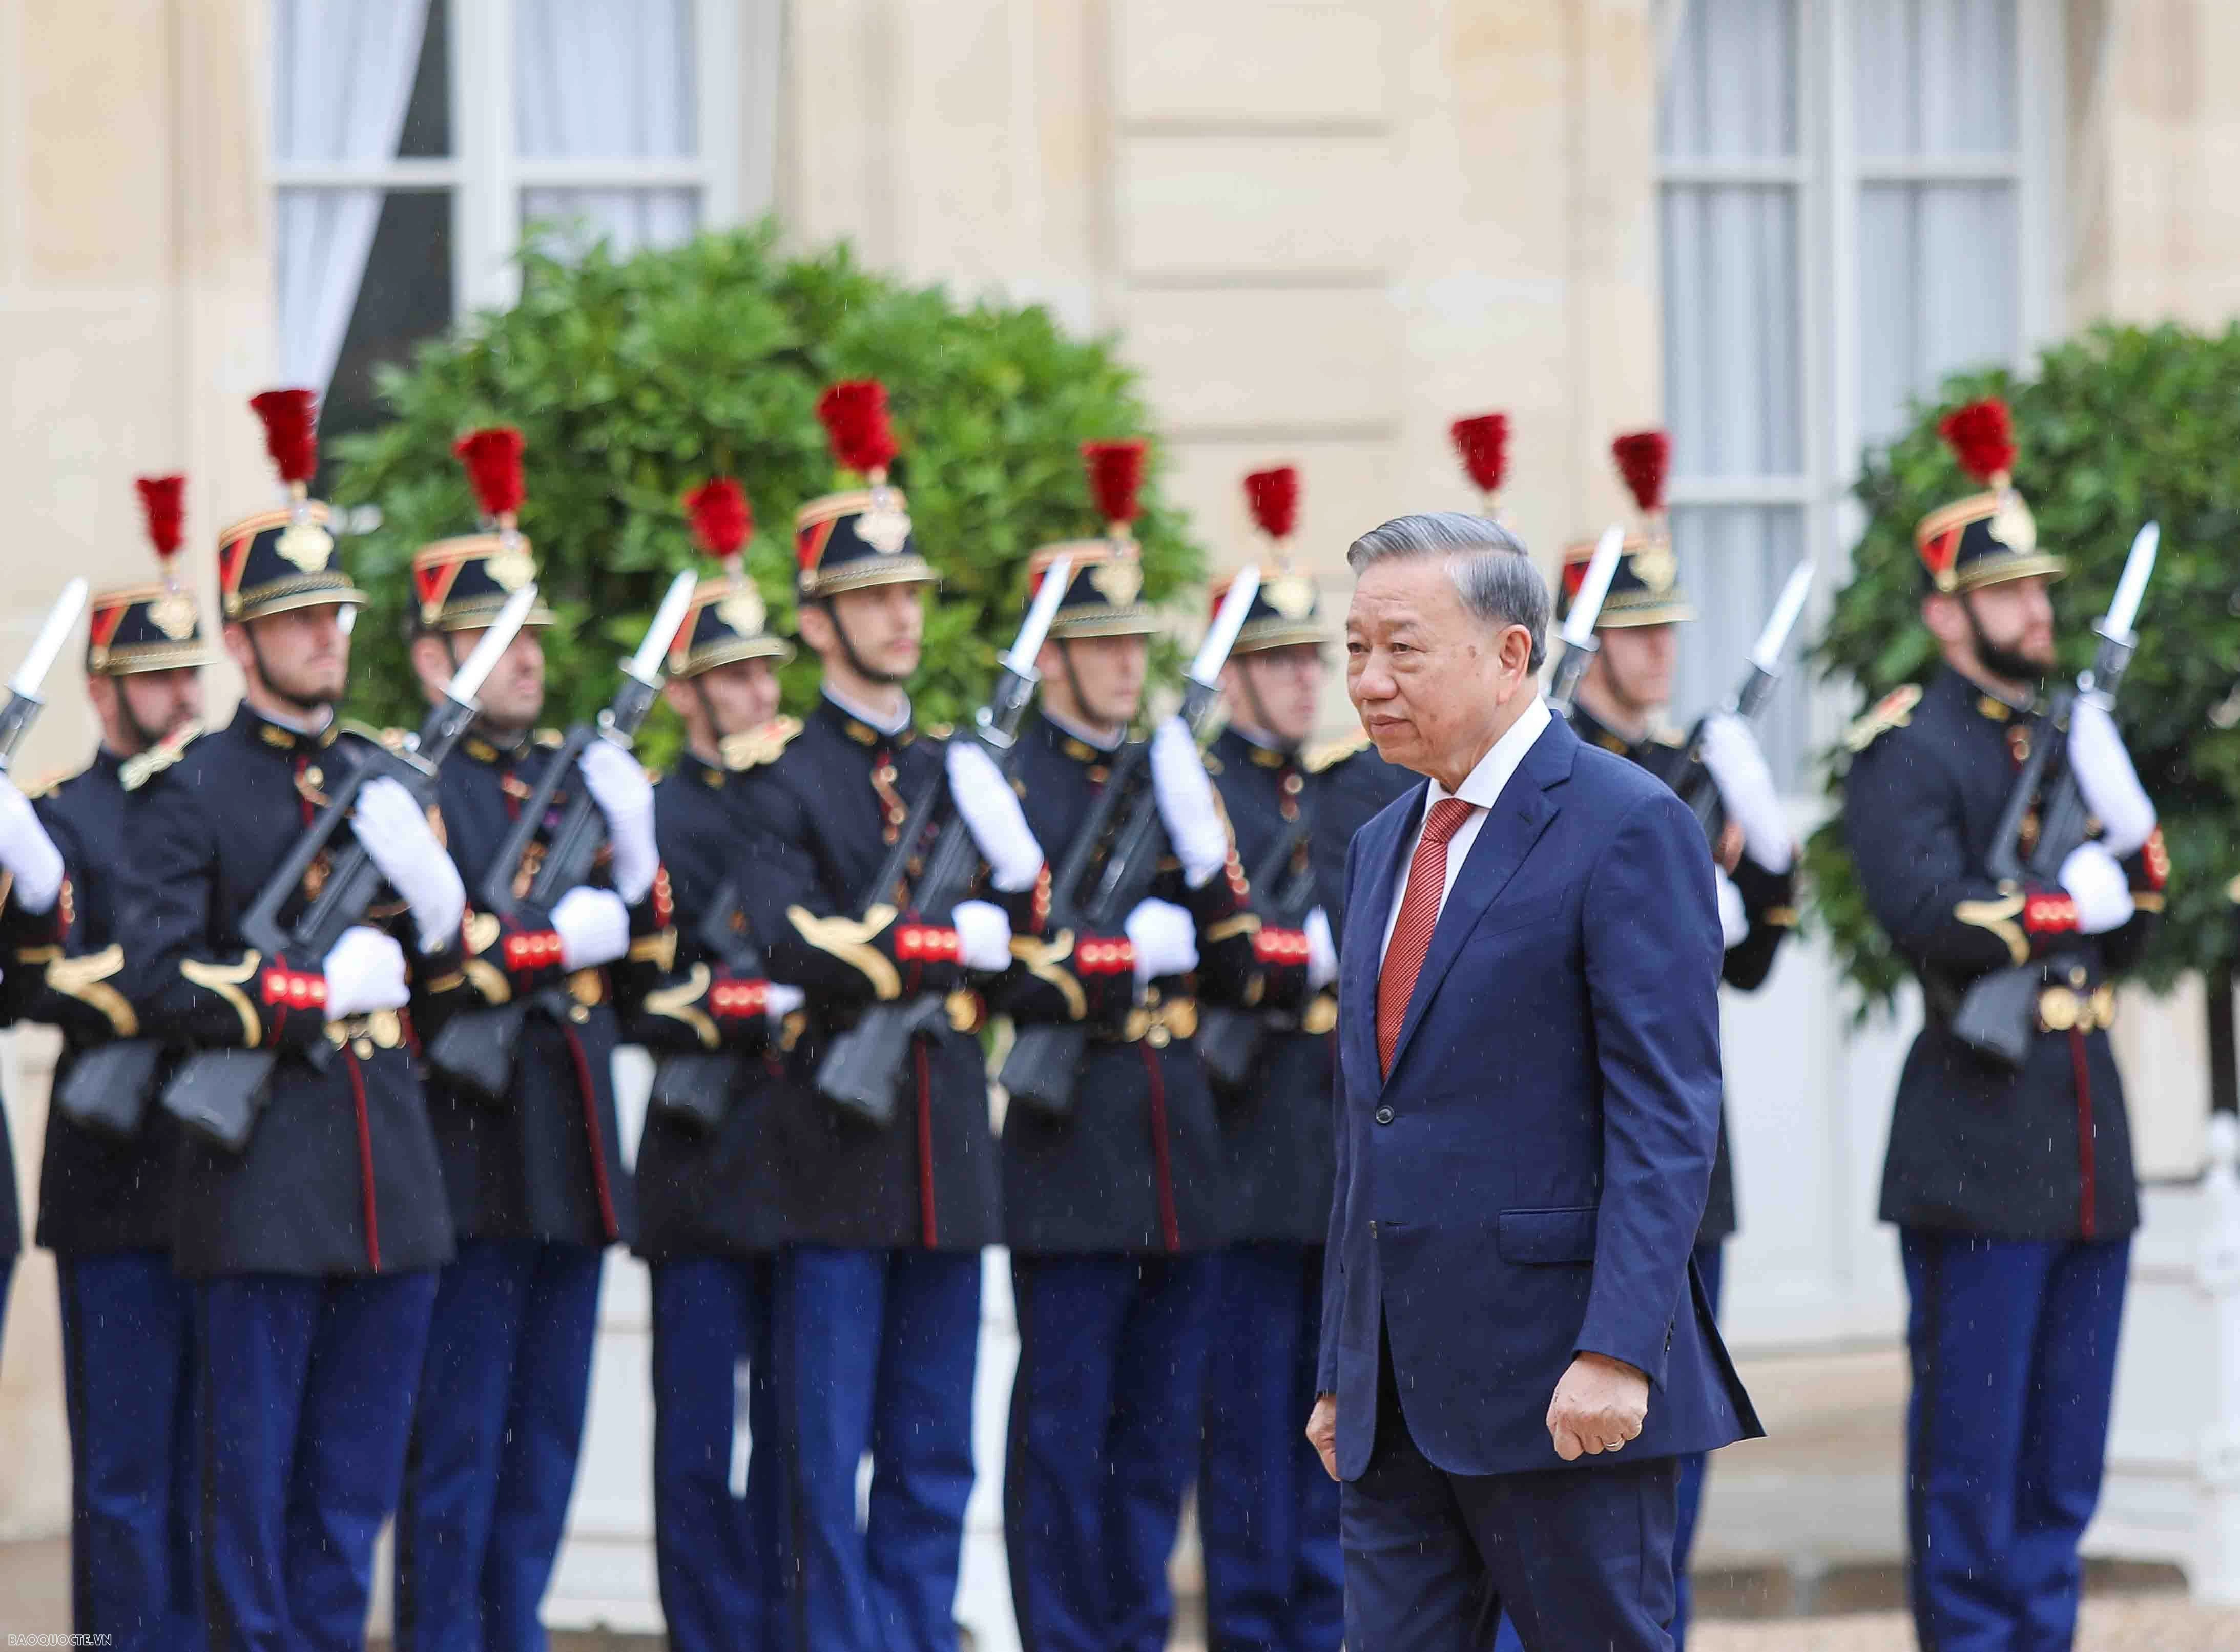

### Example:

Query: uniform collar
xmin=680 ymin=747 xmax=728 ymax=789
xmin=235 ymin=702 xmax=338 ymax=755
xmin=91 ymin=746 xmax=126 ymax=782
xmin=1038 ymin=708 xmax=1124 ymax=766
xmin=1216 ymin=723 xmax=1295 ymax=770
xmin=1937 ymin=665 xmax=2040 ymax=724
xmin=462 ymin=727 xmax=533 ymax=766
xmin=817 ymin=686 xmax=916 ymax=748
xmin=1565 ymin=699 xmax=1638 ymax=758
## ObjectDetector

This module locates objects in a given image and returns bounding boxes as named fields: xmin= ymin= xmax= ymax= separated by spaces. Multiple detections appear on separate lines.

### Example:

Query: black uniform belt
xmin=1924 ymin=969 xmax=2117 ymax=1037
xmin=1090 ymin=995 xmax=1199 ymax=1048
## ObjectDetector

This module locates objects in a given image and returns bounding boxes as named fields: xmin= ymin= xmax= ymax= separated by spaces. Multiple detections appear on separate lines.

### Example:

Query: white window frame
xmin=269 ymin=0 xmax=766 ymax=325
xmin=1656 ymin=0 xmax=2065 ymax=770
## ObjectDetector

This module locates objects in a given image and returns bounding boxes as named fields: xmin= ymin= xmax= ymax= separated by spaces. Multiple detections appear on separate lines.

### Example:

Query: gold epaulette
xmin=23 ymin=765 xmax=78 ymax=800
xmin=336 ymin=719 xmax=406 ymax=752
xmin=720 ymin=715 xmax=802 ymax=772
xmin=120 ymin=720 xmax=205 ymax=791
xmin=1301 ymin=730 xmax=1373 ymax=774
xmin=1843 ymin=684 xmax=1922 ymax=754
xmin=926 ymin=721 xmax=955 ymax=739
xmin=535 ymin=727 xmax=565 ymax=749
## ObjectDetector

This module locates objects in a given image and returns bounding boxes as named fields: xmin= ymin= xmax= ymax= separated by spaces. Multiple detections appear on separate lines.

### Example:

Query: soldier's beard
xmin=1964 ymin=600 xmax=2051 ymax=689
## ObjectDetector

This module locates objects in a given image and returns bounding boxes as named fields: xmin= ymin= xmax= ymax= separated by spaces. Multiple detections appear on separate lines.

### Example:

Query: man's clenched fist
xmin=1306 ymin=1393 xmax=1339 ymax=1482
xmin=1546 ymin=1352 xmax=1649 ymax=1461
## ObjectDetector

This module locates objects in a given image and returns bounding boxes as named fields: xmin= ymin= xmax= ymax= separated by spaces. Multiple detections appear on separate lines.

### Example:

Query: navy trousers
xmin=58 ymin=1249 xmax=202 ymax=1649
xmin=1344 ymin=1326 xmax=1677 ymax=1652
xmin=1900 ymin=1228 xmax=2129 ymax=1652
xmin=650 ymin=1254 xmax=785 ymax=1652
xmin=394 ymin=1237 xmax=603 ymax=1651
xmin=1199 ymin=1241 xmax=1341 ymax=1652
xmin=1006 ymin=1252 xmax=1217 ymax=1652
xmin=197 ymin=1269 xmax=440 ymax=1652
xmin=773 ymin=1244 xmax=980 ymax=1652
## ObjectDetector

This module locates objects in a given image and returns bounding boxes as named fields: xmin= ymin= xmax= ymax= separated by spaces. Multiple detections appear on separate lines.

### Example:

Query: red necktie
xmin=1377 ymin=798 xmax=1476 ymax=1078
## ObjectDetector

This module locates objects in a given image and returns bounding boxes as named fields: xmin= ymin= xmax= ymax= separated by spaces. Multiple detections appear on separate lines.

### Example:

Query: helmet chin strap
xmin=815 ymin=597 xmax=912 ymax=691
xmin=243 ymin=627 xmax=335 ymax=719
xmin=111 ymin=681 xmax=167 ymax=757
xmin=1231 ymin=656 xmax=1294 ymax=755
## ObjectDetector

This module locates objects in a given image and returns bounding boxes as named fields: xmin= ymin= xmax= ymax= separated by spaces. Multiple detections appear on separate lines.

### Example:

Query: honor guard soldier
xmin=390 ymin=430 xmax=674 ymax=1650
xmin=1524 ymin=427 xmax=1799 ymax=1651
xmin=994 ymin=442 xmax=1307 ymax=1652
xmin=1194 ymin=466 xmax=1413 ymax=1652
xmin=117 ymin=390 xmax=474 ymax=1651
xmin=1 ymin=477 xmax=210 ymax=1646
xmin=1842 ymin=400 xmax=2166 ymax=1651
xmin=635 ymin=479 xmax=802 ymax=1652
xmin=734 ymin=382 xmax=1045 ymax=1650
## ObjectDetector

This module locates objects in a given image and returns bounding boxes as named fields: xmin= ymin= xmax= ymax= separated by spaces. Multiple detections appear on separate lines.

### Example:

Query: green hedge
xmin=1809 ymin=322 xmax=2240 ymax=1006
xmin=330 ymin=222 xmax=1204 ymax=764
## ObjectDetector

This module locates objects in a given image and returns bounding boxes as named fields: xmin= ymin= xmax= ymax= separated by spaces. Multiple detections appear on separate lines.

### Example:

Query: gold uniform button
xmin=352 ymin=1037 xmax=374 ymax=1059
xmin=1146 ymin=1025 xmax=1171 ymax=1049
xmin=570 ymin=1005 xmax=591 ymax=1024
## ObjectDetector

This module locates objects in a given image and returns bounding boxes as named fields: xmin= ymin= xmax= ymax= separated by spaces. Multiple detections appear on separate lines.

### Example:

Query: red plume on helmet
xmin=815 ymin=380 xmax=900 ymax=478
xmin=454 ymin=427 xmax=527 ymax=522
xmin=136 ymin=475 xmax=185 ymax=573
xmin=1938 ymin=398 xmax=2018 ymax=486
xmin=684 ymin=477 xmax=754 ymax=576
xmin=248 ymin=389 xmax=319 ymax=489
xmin=1082 ymin=440 xmax=1147 ymax=536
xmin=1611 ymin=429 xmax=1670 ymax=516
xmin=1450 ymin=414 xmax=1509 ymax=497
xmin=1245 ymin=467 xmax=1299 ymax=542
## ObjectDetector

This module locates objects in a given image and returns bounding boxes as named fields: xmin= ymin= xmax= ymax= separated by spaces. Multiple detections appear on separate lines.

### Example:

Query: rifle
xmin=1195 ymin=808 xmax=1316 ymax=1089
xmin=812 ymin=557 xmax=1075 ymax=1126
xmin=161 ymin=583 xmax=540 ymax=1151
xmin=1545 ymin=525 xmax=1624 ymax=719
xmin=999 ymin=567 xmax=1262 ymax=1117
xmin=647 ymin=879 xmax=772 ymax=1133
xmin=1949 ymin=522 xmax=2158 ymax=1069
xmin=430 ymin=573 xmax=698 ymax=1101
xmin=1648 ymin=562 xmax=1814 ymax=847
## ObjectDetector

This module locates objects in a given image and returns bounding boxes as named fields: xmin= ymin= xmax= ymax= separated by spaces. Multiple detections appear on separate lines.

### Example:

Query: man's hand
xmin=1546 ymin=1352 xmax=1649 ymax=1461
xmin=1306 ymin=1393 xmax=1339 ymax=1481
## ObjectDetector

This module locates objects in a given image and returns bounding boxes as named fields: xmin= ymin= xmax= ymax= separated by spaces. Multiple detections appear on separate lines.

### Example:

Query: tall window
xmin=1657 ymin=0 xmax=2057 ymax=781
xmin=271 ymin=0 xmax=776 ymax=455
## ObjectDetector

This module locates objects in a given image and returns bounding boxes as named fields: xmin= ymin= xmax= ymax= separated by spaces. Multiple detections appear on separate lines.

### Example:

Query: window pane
xmin=272 ymin=0 xmax=437 ymax=162
xmin=396 ymin=0 xmax=451 ymax=159
xmin=1856 ymin=182 xmax=2018 ymax=445
xmin=515 ymin=0 xmax=696 ymax=160
xmin=1660 ymin=0 xmax=1796 ymax=159
xmin=1660 ymin=185 xmax=1803 ymax=479
xmin=1670 ymin=506 xmax=1811 ymax=785
xmin=1854 ymin=0 xmax=2017 ymax=158
xmin=313 ymin=190 xmax=455 ymax=471
xmin=522 ymin=188 xmax=701 ymax=257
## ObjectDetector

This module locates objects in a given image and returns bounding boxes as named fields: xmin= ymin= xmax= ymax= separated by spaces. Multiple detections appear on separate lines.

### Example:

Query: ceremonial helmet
xmin=217 ymin=390 xmax=368 ymax=621
xmin=1210 ymin=466 xmax=1329 ymax=654
xmin=410 ymin=426 xmax=558 ymax=632
xmin=86 ymin=476 xmax=215 ymax=676
xmin=671 ymin=476 xmax=794 ymax=677
xmin=1914 ymin=397 xmax=2065 ymax=593
xmin=1027 ymin=440 xmax=1160 ymax=640
xmin=1558 ymin=429 xmax=1695 ymax=629
xmin=794 ymin=380 xmax=938 ymax=600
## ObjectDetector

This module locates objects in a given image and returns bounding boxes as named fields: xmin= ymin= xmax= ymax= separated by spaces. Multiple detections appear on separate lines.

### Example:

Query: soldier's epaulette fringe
xmin=1301 ymin=730 xmax=1373 ymax=773
xmin=120 ymin=720 xmax=205 ymax=791
xmin=1843 ymin=685 xmax=1922 ymax=754
xmin=719 ymin=715 xmax=803 ymax=772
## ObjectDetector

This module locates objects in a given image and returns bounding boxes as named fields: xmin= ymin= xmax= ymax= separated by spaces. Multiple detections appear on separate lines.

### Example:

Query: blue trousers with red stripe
xmin=1006 ymin=1252 xmax=1217 ymax=1652
xmin=650 ymin=1254 xmax=786 ymax=1652
xmin=59 ymin=1249 xmax=202 ymax=1649
xmin=1199 ymin=1241 xmax=1342 ymax=1652
xmin=393 ymin=1237 xmax=604 ymax=1651
xmin=197 ymin=1270 xmax=440 ymax=1652
xmin=1901 ymin=1228 xmax=2129 ymax=1652
xmin=773 ymin=1245 xmax=981 ymax=1652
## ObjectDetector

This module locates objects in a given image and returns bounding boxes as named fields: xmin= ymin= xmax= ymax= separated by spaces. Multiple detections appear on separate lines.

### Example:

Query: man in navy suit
xmin=1307 ymin=513 xmax=1761 ymax=1650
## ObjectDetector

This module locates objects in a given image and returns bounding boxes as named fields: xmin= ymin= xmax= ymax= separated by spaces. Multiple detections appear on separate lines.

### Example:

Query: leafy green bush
xmin=1809 ymin=322 xmax=2240 ymax=1006
xmin=330 ymin=222 xmax=1203 ymax=764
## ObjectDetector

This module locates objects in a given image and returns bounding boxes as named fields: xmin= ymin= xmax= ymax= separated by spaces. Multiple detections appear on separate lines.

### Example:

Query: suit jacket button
xmin=1375 ymin=1105 xmax=1395 ymax=1125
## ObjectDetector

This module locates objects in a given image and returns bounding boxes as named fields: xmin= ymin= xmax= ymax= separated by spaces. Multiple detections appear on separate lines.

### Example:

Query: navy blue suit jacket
xmin=1317 ymin=712 xmax=1761 ymax=1479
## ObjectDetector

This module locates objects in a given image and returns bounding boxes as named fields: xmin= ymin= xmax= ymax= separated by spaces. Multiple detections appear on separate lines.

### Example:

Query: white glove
xmin=578 ymin=740 xmax=660 ymax=905
xmin=1125 ymin=897 xmax=1199 ymax=986
xmin=552 ymin=886 xmax=632 ymax=970
xmin=2059 ymin=843 xmax=2135 ymax=935
xmin=0 ymin=775 xmax=63 ymax=915
xmin=1150 ymin=717 xmax=1228 ymax=888
xmin=1305 ymin=907 xmax=1338 ymax=991
xmin=951 ymin=900 xmax=1014 ymax=972
xmin=764 ymin=982 xmax=806 ymax=1020
xmin=1698 ymin=714 xmax=1792 ymax=874
xmin=320 ymin=926 xmax=410 ymax=1020
xmin=945 ymin=741 xmax=1045 ymax=892
xmin=352 ymin=778 xmax=467 ymax=953
xmin=1714 ymin=869 xmax=1750 ymax=950
xmin=2067 ymin=698 xmax=2156 ymax=859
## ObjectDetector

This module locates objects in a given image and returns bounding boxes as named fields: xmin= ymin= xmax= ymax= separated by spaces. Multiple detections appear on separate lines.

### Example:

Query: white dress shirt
xmin=1378 ymin=695 xmax=1553 ymax=965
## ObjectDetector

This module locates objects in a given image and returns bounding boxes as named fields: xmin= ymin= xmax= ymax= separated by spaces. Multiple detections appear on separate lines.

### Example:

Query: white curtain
xmin=516 ymin=0 xmax=700 ymax=255
xmin=273 ymin=0 xmax=432 ymax=396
